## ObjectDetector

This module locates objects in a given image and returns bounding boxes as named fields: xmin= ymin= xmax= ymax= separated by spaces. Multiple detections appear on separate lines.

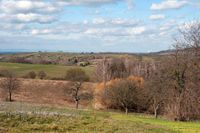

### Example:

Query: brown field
xmin=0 ymin=78 xmax=95 ymax=108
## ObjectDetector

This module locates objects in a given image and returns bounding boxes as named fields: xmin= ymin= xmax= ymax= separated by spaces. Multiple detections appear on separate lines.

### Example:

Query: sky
xmin=0 ymin=0 xmax=199 ymax=53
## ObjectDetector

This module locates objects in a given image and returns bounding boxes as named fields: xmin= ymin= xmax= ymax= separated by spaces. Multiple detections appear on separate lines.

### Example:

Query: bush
xmin=0 ymin=69 xmax=10 ymax=77
xmin=65 ymin=68 xmax=89 ymax=82
xmin=78 ymin=61 xmax=90 ymax=67
xmin=27 ymin=71 xmax=36 ymax=79
xmin=38 ymin=71 xmax=47 ymax=79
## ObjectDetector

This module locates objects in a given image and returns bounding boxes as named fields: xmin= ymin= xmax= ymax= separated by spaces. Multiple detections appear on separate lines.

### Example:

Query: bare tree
xmin=95 ymin=57 xmax=127 ymax=82
xmin=107 ymin=58 xmax=127 ymax=80
xmin=65 ymin=68 xmax=89 ymax=109
xmin=146 ymin=63 xmax=168 ymax=118
xmin=152 ymin=21 xmax=200 ymax=121
xmin=0 ymin=71 xmax=21 ymax=102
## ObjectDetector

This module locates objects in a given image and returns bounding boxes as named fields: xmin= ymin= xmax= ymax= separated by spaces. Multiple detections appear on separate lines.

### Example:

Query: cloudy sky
xmin=0 ymin=0 xmax=199 ymax=52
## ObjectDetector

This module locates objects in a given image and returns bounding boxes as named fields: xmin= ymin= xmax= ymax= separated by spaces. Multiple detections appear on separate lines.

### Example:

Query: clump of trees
xmin=65 ymin=68 xmax=89 ymax=109
xmin=95 ymin=21 xmax=200 ymax=121
xmin=94 ymin=57 xmax=156 ymax=83
xmin=95 ymin=58 xmax=128 ymax=82
xmin=145 ymin=22 xmax=200 ymax=121
xmin=164 ymin=22 xmax=199 ymax=121
xmin=0 ymin=71 xmax=21 ymax=102
xmin=102 ymin=77 xmax=144 ymax=114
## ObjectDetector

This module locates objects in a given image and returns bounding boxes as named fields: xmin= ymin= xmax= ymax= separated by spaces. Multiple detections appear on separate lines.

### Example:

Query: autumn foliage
xmin=94 ymin=76 xmax=144 ymax=110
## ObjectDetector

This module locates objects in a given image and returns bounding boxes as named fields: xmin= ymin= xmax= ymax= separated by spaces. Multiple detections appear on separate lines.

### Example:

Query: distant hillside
xmin=0 ymin=52 xmax=161 ymax=66
xmin=147 ymin=49 xmax=175 ymax=56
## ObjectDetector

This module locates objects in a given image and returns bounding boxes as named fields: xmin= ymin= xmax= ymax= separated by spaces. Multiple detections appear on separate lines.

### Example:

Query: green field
xmin=0 ymin=62 xmax=95 ymax=79
xmin=0 ymin=102 xmax=199 ymax=133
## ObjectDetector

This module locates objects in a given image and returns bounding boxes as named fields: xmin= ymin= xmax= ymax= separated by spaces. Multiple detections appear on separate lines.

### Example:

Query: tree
xmin=103 ymin=79 xmax=140 ymax=114
xmin=166 ymin=22 xmax=200 ymax=121
xmin=38 ymin=71 xmax=47 ymax=79
xmin=146 ymin=64 xmax=168 ymax=118
xmin=65 ymin=68 xmax=89 ymax=109
xmin=27 ymin=71 xmax=36 ymax=79
xmin=152 ymin=21 xmax=200 ymax=121
xmin=94 ymin=57 xmax=127 ymax=83
xmin=0 ymin=71 xmax=21 ymax=102
xmin=107 ymin=58 xmax=127 ymax=80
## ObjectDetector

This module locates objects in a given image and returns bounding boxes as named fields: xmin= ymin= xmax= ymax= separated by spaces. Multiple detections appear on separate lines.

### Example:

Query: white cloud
xmin=0 ymin=0 xmax=59 ymax=24
xmin=126 ymin=26 xmax=146 ymax=35
xmin=151 ymin=0 xmax=188 ymax=10
xmin=31 ymin=29 xmax=53 ymax=35
xmin=150 ymin=14 xmax=165 ymax=20
xmin=0 ymin=23 xmax=26 ymax=31
xmin=0 ymin=0 xmax=59 ymax=14
xmin=58 ymin=0 xmax=133 ymax=9
xmin=84 ymin=26 xmax=146 ymax=37
xmin=16 ymin=13 xmax=55 ymax=23
xmin=58 ymin=0 xmax=120 ymax=6
xmin=91 ymin=18 xmax=140 ymax=27
xmin=92 ymin=18 xmax=106 ymax=24
xmin=159 ymin=19 xmax=177 ymax=31
xmin=26 ymin=18 xmax=145 ymax=38
xmin=110 ymin=18 xmax=140 ymax=26
xmin=0 ymin=13 xmax=56 ymax=23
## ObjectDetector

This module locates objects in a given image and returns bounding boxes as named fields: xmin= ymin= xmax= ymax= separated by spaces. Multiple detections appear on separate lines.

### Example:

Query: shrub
xmin=0 ymin=69 xmax=10 ymax=77
xmin=65 ymin=68 xmax=89 ymax=82
xmin=27 ymin=71 xmax=36 ymax=79
xmin=38 ymin=71 xmax=47 ymax=79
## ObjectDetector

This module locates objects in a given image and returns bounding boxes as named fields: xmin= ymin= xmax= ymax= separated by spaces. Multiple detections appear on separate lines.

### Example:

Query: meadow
xmin=0 ymin=62 xmax=95 ymax=79
xmin=0 ymin=102 xmax=199 ymax=133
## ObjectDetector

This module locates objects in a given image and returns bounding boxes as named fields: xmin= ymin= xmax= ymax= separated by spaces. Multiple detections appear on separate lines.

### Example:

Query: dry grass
xmin=0 ymin=78 xmax=95 ymax=109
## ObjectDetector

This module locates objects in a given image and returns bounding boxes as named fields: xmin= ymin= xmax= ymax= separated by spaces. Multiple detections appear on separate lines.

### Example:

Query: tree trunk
xmin=76 ymin=100 xmax=79 ymax=109
xmin=154 ymin=108 xmax=158 ymax=118
xmin=154 ymin=104 xmax=159 ymax=118
xmin=125 ymin=107 xmax=128 ymax=115
xmin=9 ymin=91 xmax=12 ymax=102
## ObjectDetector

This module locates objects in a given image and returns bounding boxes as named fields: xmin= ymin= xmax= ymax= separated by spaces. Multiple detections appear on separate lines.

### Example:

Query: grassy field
xmin=0 ymin=62 xmax=95 ymax=79
xmin=0 ymin=102 xmax=199 ymax=133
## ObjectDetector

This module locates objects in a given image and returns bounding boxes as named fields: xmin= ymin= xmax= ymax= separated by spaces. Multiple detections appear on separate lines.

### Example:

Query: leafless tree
xmin=65 ymin=68 xmax=89 ymax=109
xmin=146 ymin=63 xmax=168 ymax=118
xmin=153 ymin=21 xmax=200 ymax=121
xmin=95 ymin=57 xmax=128 ymax=83
xmin=0 ymin=71 xmax=21 ymax=102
